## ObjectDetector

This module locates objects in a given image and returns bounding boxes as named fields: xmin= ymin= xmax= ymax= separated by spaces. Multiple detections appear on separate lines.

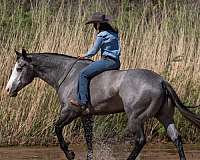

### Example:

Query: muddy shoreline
xmin=0 ymin=143 xmax=200 ymax=160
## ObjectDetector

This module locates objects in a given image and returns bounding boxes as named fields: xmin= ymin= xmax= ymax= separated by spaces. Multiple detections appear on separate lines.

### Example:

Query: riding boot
xmin=70 ymin=99 xmax=87 ymax=111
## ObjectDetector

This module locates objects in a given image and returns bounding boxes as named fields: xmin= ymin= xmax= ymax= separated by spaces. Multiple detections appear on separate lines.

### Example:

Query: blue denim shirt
xmin=84 ymin=31 xmax=120 ymax=60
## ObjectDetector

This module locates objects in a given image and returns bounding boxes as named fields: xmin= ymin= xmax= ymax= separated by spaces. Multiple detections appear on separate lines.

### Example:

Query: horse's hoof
xmin=68 ymin=150 xmax=75 ymax=160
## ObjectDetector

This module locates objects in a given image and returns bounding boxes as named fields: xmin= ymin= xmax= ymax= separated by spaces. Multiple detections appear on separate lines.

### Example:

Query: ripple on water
xmin=0 ymin=143 xmax=200 ymax=160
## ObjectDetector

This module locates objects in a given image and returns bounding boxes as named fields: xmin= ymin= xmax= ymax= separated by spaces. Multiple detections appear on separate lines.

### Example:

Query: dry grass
xmin=0 ymin=0 xmax=199 ymax=145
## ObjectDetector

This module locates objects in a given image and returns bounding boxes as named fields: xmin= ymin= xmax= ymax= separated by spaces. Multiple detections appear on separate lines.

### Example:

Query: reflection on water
xmin=0 ymin=143 xmax=200 ymax=160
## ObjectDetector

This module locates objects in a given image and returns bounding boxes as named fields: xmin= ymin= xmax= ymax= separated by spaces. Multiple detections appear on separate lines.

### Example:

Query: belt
xmin=102 ymin=55 xmax=117 ymax=61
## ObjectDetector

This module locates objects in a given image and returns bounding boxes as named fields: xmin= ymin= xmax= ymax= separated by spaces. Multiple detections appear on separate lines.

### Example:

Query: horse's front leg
xmin=81 ymin=115 xmax=94 ymax=160
xmin=55 ymin=106 xmax=79 ymax=160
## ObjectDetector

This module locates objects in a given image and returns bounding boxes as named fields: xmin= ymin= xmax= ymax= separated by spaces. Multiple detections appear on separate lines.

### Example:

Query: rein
xmin=58 ymin=59 xmax=79 ymax=88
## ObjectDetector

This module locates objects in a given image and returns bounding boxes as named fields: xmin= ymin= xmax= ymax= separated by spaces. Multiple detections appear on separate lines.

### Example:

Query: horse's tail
xmin=163 ymin=81 xmax=200 ymax=129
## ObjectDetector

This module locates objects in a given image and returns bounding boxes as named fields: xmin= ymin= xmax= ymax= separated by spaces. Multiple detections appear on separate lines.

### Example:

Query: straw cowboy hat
xmin=85 ymin=12 xmax=112 ymax=24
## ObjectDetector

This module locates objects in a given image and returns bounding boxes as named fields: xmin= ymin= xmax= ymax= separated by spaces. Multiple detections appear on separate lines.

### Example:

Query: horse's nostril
xmin=6 ymin=87 xmax=10 ymax=93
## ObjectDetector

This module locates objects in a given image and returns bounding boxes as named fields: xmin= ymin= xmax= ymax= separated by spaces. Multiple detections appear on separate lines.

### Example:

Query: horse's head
xmin=6 ymin=49 xmax=35 ymax=97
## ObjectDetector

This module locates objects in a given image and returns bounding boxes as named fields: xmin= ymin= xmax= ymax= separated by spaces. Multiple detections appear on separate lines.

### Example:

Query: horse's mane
xmin=28 ymin=52 xmax=93 ymax=62
xmin=29 ymin=52 xmax=77 ymax=59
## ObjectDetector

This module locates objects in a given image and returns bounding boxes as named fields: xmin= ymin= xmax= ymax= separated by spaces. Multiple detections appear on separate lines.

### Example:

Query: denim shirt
xmin=84 ymin=31 xmax=120 ymax=60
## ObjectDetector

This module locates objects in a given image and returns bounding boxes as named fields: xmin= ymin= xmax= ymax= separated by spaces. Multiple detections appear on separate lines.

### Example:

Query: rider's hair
xmin=99 ymin=22 xmax=118 ymax=34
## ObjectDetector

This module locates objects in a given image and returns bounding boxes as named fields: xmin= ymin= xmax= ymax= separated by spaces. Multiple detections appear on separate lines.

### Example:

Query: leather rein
xmin=58 ymin=59 xmax=79 ymax=88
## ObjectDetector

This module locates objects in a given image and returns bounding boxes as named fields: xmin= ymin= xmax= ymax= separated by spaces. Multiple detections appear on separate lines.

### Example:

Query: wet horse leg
xmin=127 ymin=116 xmax=146 ymax=160
xmin=157 ymin=98 xmax=186 ymax=160
xmin=55 ymin=107 xmax=79 ymax=160
xmin=81 ymin=115 xmax=94 ymax=160
xmin=170 ymin=125 xmax=186 ymax=160
xmin=157 ymin=115 xmax=186 ymax=160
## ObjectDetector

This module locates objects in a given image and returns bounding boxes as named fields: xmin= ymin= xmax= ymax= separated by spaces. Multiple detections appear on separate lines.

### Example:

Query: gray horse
xmin=6 ymin=49 xmax=200 ymax=160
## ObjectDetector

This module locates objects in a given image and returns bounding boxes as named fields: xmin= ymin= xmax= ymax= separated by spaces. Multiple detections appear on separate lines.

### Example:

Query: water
xmin=0 ymin=143 xmax=200 ymax=160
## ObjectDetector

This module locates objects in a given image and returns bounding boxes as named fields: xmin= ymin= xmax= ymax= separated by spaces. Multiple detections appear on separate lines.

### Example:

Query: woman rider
xmin=70 ymin=12 xmax=121 ymax=111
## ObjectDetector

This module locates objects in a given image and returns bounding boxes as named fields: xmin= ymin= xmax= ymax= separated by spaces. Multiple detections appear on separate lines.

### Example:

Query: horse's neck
xmin=31 ymin=55 xmax=77 ymax=90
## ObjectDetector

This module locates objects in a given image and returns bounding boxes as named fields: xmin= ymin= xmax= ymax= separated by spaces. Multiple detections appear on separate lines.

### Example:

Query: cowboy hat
xmin=85 ymin=12 xmax=112 ymax=25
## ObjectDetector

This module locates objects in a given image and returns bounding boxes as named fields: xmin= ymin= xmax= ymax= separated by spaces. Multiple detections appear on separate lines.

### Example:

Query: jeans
xmin=77 ymin=57 xmax=120 ymax=105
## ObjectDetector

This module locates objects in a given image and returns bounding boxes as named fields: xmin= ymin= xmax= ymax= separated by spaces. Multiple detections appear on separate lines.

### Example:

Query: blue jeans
xmin=77 ymin=58 xmax=120 ymax=105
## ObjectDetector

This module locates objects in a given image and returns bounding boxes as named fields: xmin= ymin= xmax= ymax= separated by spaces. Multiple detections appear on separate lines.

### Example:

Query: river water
xmin=0 ymin=143 xmax=200 ymax=160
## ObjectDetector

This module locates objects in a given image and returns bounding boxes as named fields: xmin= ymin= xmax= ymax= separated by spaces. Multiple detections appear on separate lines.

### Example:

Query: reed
xmin=0 ymin=0 xmax=199 ymax=145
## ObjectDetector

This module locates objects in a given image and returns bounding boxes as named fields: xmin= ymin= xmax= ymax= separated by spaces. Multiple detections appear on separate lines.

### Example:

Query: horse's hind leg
xmin=54 ymin=107 xmax=79 ymax=160
xmin=127 ymin=115 xmax=146 ymax=160
xmin=81 ymin=115 xmax=94 ymax=160
xmin=157 ymin=99 xmax=186 ymax=160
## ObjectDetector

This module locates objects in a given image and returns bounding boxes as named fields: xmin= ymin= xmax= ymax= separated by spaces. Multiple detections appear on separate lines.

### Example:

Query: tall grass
xmin=0 ymin=0 xmax=199 ymax=145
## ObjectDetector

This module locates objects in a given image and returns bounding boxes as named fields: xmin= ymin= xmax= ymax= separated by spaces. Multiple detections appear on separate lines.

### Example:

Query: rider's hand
xmin=78 ymin=54 xmax=85 ymax=59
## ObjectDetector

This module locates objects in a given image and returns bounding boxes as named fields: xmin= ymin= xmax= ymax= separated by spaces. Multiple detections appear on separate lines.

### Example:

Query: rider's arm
xmin=84 ymin=35 xmax=103 ymax=58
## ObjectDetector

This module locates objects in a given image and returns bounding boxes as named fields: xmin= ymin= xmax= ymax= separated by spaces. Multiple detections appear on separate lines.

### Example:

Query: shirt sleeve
xmin=84 ymin=35 xmax=103 ymax=58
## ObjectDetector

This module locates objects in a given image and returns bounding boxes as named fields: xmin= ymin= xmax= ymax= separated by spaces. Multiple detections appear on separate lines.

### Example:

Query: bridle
xmin=58 ymin=59 xmax=79 ymax=88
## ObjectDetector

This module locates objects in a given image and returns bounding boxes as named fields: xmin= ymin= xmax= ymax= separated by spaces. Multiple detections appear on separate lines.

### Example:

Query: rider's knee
xmin=80 ymin=70 xmax=90 ymax=78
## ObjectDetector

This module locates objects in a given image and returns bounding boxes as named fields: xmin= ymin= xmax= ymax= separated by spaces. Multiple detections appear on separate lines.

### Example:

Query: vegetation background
xmin=0 ymin=0 xmax=199 ymax=146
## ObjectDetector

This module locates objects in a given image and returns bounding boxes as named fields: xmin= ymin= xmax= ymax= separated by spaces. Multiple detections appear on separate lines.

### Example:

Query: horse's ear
xmin=15 ymin=50 xmax=21 ymax=60
xmin=22 ymin=48 xmax=27 ymax=57
xmin=22 ymin=48 xmax=32 ymax=62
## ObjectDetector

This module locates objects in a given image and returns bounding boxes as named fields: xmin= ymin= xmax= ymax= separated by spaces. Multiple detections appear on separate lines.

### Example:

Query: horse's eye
xmin=16 ymin=67 xmax=22 ymax=72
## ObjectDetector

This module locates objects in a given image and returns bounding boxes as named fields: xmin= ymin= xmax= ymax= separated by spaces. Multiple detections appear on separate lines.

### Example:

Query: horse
xmin=5 ymin=49 xmax=200 ymax=160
